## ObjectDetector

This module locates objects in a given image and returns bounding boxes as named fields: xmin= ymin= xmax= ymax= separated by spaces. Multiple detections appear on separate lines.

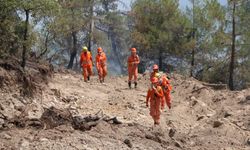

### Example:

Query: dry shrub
xmin=0 ymin=56 xmax=54 ymax=97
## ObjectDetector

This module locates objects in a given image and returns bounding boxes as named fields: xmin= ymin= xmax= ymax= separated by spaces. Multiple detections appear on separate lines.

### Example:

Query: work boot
xmin=87 ymin=76 xmax=90 ymax=81
xmin=134 ymin=82 xmax=137 ymax=88
xmin=128 ymin=81 xmax=131 ymax=89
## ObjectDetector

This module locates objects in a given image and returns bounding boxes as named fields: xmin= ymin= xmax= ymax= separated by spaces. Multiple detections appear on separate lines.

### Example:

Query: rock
xmin=40 ymin=106 xmax=72 ymax=129
xmin=191 ymin=100 xmax=198 ymax=106
xmin=20 ymin=139 xmax=30 ymax=150
xmin=224 ymin=112 xmax=232 ymax=118
xmin=241 ymin=126 xmax=247 ymax=130
xmin=103 ymin=116 xmax=122 ymax=125
xmin=51 ymin=88 xmax=61 ymax=98
xmin=12 ymin=94 xmax=19 ymax=99
xmin=223 ymin=147 xmax=233 ymax=150
xmin=236 ymin=122 xmax=244 ymax=127
xmin=112 ymin=117 xmax=122 ymax=124
xmin=246 ymin=95 xmax=250 ymax=100
xmin=115 ymin=89 xmax=122 ymax=92
xmin=2 ymin=133 xmax=12 ymax=140
xmin=247 ymin=138 xmax=250 ymax=145
xmin=126 ymin=103 xmax=135 ymax=110
xmin=213 ymin=120 xmax=223 ymax=128
xmin=128 ymin=123 xmax=135 ymax=126
xmin=19 ymin=97 xmax=32 ymax=104
xmin=236 ymin=94 xmax=245 ymax=100
xmin=14 ymin=105 xmax=24 ymax=112
xmin=61 ymin=96 xmax=77 ymax=103
xmin=174 ymin=140 xmax=182 ymax=148
xmin=0 ymin=118 xmax=4 ymax=129
xmin=190 ymin=96 xmax=198 ymax=106
xmin=0 ymin=104 xmax=3 ymax=110
xmin=26 ymin=120 xmax=43 ymax=129
xmin=168 ymin=128 xmax=176 ymax=138
xmin=190 ymin=96 xmax=196 ymax=101
xmin=27 ymin=104 xmax=44 ymax=120
xmin=124 ymin=139 xmax=133 ymax=148
xmin=197 ymin=115 xmax=205 ymax=121
xmin=0 ymin=118 xmax=4 ymax=125
xmin=40 ymin=138 xmax=49 ymax=142
xmin=145 ymin=134 xmax=161 ymax=143
xmin=206 ymin=113 xmax=214 ymax=118
xmin=190 ymin=141 xmax=195 ymax=146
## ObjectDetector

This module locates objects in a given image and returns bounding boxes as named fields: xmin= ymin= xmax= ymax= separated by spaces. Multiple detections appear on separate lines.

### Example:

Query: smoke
xmin=108 ymin=59 xmax=123 ymax=75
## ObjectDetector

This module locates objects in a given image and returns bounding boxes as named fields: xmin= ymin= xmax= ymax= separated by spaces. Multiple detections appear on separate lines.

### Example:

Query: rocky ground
xmin=0 ymin=70 xmax=249 ymax=150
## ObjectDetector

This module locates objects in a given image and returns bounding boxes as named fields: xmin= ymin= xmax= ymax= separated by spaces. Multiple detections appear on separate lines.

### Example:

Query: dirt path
xmin=0 ymin=72 xmax=249 ymax=150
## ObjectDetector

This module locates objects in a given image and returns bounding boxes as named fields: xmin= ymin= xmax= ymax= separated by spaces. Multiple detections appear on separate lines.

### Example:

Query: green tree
xmin=95 ymin=0 xmax=129 ymax=73
xmin=130 ymin=0 xmax=190 ymax=70
xmin=0 ymin=0 xmax=22 ymax=56
xmin=15 ymin=0 xmax=58 ymax=68
xmin=227 ymin=0 xmax=250 ymax=89
xmin=44 ymin=0 xmax=89 ymax=69
xmin=186 ymin=0 xmax=227 ymax=79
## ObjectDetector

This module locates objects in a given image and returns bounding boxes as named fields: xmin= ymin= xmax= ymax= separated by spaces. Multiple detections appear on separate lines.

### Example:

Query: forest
xmin=0 ymin=0 xmax=249 ymax=90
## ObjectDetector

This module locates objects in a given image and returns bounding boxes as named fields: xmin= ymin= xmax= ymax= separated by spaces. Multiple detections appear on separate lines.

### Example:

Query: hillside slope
xmin=0 ymin=72 xmax=249 ymax=150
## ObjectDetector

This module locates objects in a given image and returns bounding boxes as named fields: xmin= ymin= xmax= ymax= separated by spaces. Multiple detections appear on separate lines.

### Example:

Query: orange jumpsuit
xmin=160 ymin=75 xmax=172 ymax=109
xmin=150 ymin=71 xmax=158 ymax=81
xmin=80 ymin=51 xmax=93 ymax=81
xmin=96 ymin=52 xmax=107 ymax=82
xmin=146 ymin=86 xmax=164 ymax=125
xmin=127 ymin=54 xmax=140 ymax=82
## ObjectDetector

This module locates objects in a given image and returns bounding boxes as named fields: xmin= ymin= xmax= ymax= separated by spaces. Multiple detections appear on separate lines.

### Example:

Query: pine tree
xmin=130 ymin=0 xmax=190 ymax=70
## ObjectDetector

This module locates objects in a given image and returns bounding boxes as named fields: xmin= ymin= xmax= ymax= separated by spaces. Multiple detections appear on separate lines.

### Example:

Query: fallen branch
xmin=202 ymin=83 xmax=227 ymax=90
xmin=191 ymin=86 xmax=209 ymax=93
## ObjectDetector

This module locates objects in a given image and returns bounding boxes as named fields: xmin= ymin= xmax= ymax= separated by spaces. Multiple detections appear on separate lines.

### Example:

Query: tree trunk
xmin=158 ymin=49 xmax=163 ymax=70
xmin=21 ymin=9 xmax=30 ymax=68
xmin=190 ymin=48 xmax=195 ymax=77
xmin=88 ymin=1 xmax=94 ymax=52
xmin=67 ymin=31 xmax=77 ymax=69
xmin=99 ymin=1 xmax=124 ymax=74
xmin=37 ymin=32 xmax=49 ymax=59
xmin=229 ymin=1 xmax=236 ymax=90
xmin=68 ymin=8 xmax=78 ymax=69
xmin=190 ymin=0 xmax=195 ymax=77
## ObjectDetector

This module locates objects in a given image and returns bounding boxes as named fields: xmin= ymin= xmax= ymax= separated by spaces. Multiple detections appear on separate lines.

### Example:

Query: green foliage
xmin=131 ymin=0 xmax=189 ymax=56
xmin=0 ymin=0 xmax=59 ymax=57
xmin=0 ymin=0 xmax=249 ymax=88
xmin=185 ymin=0 xmax=229 ymax=81
xmin=0 ymin=0 xmax=21 ymax=54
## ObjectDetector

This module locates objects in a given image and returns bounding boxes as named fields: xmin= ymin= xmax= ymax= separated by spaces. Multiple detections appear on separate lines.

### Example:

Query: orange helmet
xmin=161 ymin=75 xmax=170 ymax=86
xmin=151 ymin=77 xmax=159 ymax=84
xmin=130 ymin=48 xmax=136 ymax=53
xmin=97 ymin=47 xmax=103 ymax=53
xmin=153 ymin=64 xmax=159 ymax=70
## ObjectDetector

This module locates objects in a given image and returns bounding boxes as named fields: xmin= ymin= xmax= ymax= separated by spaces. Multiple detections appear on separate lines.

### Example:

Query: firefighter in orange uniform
xmin=155 ymin=73 xmax=172 ymax=109
xmin=80 ymin=46 xmax=93 ymax=82
xmin=150 ymin=64 xmax=159 ymax=81
xmin=146 ymin=77 xmax=165 ymax=125
xmin=127 ymin=48 xmax=140 ymax=88
xmin=95 ymin=47 xmax=107 ymax=83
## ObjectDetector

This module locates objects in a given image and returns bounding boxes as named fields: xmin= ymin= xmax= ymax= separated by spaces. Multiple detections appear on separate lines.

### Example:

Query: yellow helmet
xmin=82 ymin=46 xmax=88 ymax=52
xmin=155 ymin=73 xmax=161 ymax=78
